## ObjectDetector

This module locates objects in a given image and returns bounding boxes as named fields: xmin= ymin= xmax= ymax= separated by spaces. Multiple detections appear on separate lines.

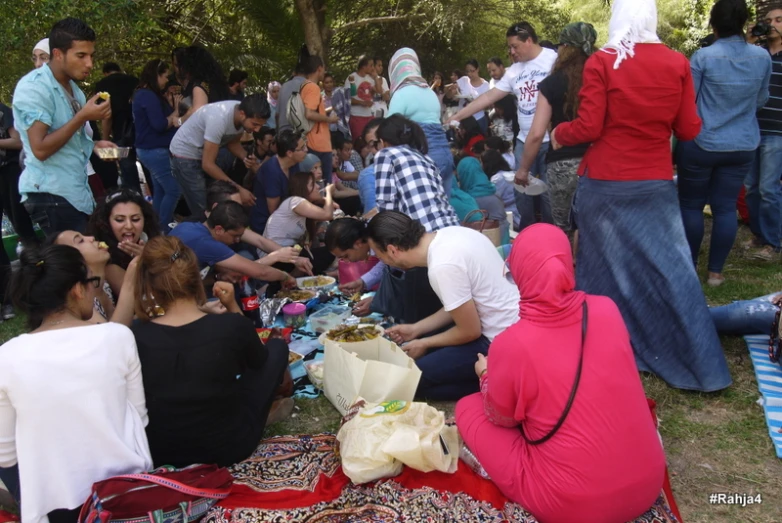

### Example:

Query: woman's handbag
xmin=462 ymin=210 xmax=502 ymax=247
xmin=79 ymin=464 xmax=233 ymax=523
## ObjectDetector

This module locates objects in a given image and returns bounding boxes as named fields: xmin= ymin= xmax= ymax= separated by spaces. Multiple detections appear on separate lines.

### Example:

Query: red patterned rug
xmin=203 ymin=433 xmax=682 ymax=523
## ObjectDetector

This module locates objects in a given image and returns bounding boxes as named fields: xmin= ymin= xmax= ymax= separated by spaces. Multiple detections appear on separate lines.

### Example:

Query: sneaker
xmin=749 ymin=245 xmax=776 ymax=261
xmin=1 ymin=304 xmax=15 ymax=321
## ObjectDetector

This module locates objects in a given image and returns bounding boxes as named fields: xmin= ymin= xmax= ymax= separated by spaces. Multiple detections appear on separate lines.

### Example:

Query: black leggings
xmin=0 ymin=162 xmax=37 ymax=245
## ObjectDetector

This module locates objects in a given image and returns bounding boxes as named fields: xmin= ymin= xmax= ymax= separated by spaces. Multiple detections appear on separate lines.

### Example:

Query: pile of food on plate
xmin=324 ymin=324 xmax=381 ymax=342
xmin=300 ymin=276 xmax=333 ymax=288
xmin=274 ymin=289 xmax=316 ymax=302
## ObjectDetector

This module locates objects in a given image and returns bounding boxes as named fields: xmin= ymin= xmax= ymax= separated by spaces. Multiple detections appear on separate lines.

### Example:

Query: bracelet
xmin=479 ymin=369 xmax=488 ymax=378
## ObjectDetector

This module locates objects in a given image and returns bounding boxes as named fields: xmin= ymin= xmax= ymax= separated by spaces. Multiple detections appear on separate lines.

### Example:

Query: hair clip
xmin=36 ymin=260 xmax=44 ymax=267
xmin=403 ymin=125 xmax=411 ymax=134
xmin=170 ymin=250 xmax=181 ymax=262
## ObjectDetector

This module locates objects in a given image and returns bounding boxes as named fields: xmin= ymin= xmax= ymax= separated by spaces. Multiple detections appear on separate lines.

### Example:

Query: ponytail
xmin=376 ymin=114 xmax=429 ymax=154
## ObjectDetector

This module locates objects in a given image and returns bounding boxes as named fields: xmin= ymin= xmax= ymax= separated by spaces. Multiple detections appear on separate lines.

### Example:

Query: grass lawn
xmin=1 ymin=222 xmax=780 ymax=520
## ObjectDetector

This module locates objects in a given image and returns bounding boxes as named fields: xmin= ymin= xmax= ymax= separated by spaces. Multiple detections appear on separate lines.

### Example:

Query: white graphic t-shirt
xmin=344 ymin=73 xmax=376 ymax=117
xmin=494 ymin=48 xmax=557 ymax=143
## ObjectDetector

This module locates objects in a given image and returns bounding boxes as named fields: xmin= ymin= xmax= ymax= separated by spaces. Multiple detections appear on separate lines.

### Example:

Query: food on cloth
xmin=97 ymin=241 xmax=108 ymax=250
xmin=325 ymin=324 xmax=381 ymax=342
xmin=288 ymin=351 xmax=303 ymax=364
xmin=274 ymin=289 xmax=316 ymax=302
xmin=300 ymin=276 xmax=333 ymax=288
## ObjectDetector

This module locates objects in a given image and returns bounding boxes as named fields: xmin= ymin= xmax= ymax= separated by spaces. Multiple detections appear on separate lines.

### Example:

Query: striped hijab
xmin=389 ymin=48 xmax=430 ymax=96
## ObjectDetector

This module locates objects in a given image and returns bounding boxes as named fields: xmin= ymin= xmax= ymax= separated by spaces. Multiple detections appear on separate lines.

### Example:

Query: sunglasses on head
xmin=509 ymin=25 xmax=531 ymax=39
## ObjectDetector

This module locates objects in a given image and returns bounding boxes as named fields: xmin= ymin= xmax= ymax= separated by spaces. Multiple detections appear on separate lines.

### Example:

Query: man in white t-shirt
xmin=367 ymin=210 xmax=520 ymax=401
xmin=344 ymin=55 xmax=380 ymax=140
xmin=451 ymin=22 xmax=557 ymax=229
xmin=486 ymin=56 xmax=506 ymax=90
xmin=169 ymin=95 xmax=269 ymax=219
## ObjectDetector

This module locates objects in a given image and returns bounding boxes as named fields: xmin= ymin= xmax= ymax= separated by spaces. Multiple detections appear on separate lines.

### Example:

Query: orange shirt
xmin=302 ymin=81 xmax=331 ymax=153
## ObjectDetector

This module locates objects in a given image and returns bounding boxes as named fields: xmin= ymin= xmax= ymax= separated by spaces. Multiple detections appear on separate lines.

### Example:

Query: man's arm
xmin=267 ymin=196 xmax=281 ymax=214
xmin=216 ymin=253 xmax=294 ymax=283
xmin=450 ymin=88 xmax=507 ymax=123
xmin=201 ymin=140 xmax=233 ymax=182
xmin=241 ymin=227 xmax=283 ymax=253
xmin=417 ymin=300 xmax=482 ymax=350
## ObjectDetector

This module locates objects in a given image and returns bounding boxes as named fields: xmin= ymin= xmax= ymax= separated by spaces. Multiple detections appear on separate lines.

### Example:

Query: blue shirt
xmin=13 ymin=64 xmax=94 ymax=213
xmin=169 ymin=222 xmax=235 ymax=277
xmin=690 ymin=36 xmax=771 ymax=151
xmin=388 ymin=85 xmax=441 ymax=124
xmin=250 ymin=156 xmax=298 ymax=233
xmin=132 ymin=88 xmax=177 ymax=150
xmin=358 ymin=164 xmax=376 ymax=213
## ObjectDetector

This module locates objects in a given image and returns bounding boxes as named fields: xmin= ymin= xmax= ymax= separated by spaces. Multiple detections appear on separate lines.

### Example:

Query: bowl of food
xmin=304 ymin=360 xmax=325 ymax=389
xmin=296 ymin=275 xmax=336 ymax=291
xmin=318 ymin=324 xmax=384 ymax=345
xmin=274 ymin=289 xmax=317 ymax=303
xmin=94 ymin=146 xmax=131 ymax=160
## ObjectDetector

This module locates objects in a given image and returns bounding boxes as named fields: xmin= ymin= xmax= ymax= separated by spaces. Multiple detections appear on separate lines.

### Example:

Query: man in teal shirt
xmin=13 ymin=18 xmax=115 ymax=234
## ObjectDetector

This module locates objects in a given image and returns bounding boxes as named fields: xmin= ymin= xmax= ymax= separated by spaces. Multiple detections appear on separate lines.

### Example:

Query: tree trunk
xmin=294 ymin=0 xmax=328 ymax=64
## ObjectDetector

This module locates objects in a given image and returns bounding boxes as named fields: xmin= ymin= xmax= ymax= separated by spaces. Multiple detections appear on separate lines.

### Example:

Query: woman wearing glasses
xmin=457 ymin=60 xmax=491 ymax=135
xmin=0 ymin=244 xmax=152 ymax=523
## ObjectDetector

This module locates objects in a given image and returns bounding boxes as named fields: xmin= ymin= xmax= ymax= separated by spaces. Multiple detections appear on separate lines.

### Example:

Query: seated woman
xmin=481 ymin=149 xmax=520 ymax=231
xmin=457 ymin=116 xmax=485 ymax=158
xmin=131 ymin=236 xmax=293 ymax=468
xmin=455 ymin=224 xmax=665 ymax=523
xmin=456 ymin=156 xmax=509 ymax=243
xmin=88 ymin=189 xmax=161 ymax=296
xmin=263 ymin=170 xmax=338 ymax=275
xmin=0 ymin=245 xmax=152 ymax=523
xmin=710 ymin=292 xmax=782 ymax=335
xmin=368 ymin=211 xmax=519 ymax=400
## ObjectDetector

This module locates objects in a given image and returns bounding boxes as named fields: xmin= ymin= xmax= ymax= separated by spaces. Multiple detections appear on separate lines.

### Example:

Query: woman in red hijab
xmin=455 ymin=224 xmax=665 ymax=523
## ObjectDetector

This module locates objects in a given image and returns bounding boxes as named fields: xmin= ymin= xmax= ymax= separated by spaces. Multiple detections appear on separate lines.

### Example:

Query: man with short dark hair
xmin=345 ymin=55 xmax=378 ymax=139
xmin=302 ymin=56 xmax=339 ymax=183
xmin=486 ymin=57 xmax=506 ymax=89
xmin=169 ymin=93 xmax=270 ymax=218
xmin=13 ymin=17 xmax=116 ymax=234
xmin=171 ymin=200 xmax=297 ymax=285
xmin=228 ymin=69 xmax=248 ymax=101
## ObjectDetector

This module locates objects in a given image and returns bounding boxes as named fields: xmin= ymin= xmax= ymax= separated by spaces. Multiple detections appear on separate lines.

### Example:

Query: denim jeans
xmin=514 ymin=139 xmax=552 ymax=229
xmin=421 ymin=123 xmax=454 ymax=197
xmin=710 ymin=292 xmax=779 ymax=335
xmin=170 ymin=155 xmax=207 ymax=220
xmin=137 ymin=148 xmax=181 ymax=233
xmin=23 ymin=193 xmax=89 ymax=235
xmin=308 ymin=149 xmax=333 ymax=184
xmin=677 ymin=140 xmax=754 ymax=273
xmin=745 ymin=134 xmax=782 ymax=249
xmin=415 ymin=335 xmax=491 ymax=401
xmin=0 ymin=464 xmax=20 ymax=504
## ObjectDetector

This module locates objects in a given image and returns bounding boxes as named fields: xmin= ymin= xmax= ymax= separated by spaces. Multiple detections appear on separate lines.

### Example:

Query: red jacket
xmin=555 ymin=44 xmax=701 ymax=181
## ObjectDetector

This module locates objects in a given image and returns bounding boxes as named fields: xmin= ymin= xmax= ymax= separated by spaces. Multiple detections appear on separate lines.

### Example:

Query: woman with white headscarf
xmin=387 ymin=48 xmax=454 ymax=196
xmin=551 ymin=0 xmax=732 ymax=392
xmin=267 ymin=81 xmax=281 ymax=130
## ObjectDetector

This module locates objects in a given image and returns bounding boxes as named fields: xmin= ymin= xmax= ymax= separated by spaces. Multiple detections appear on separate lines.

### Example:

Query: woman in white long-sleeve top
xmin=0 ymin=244 xmax=152 ymax=523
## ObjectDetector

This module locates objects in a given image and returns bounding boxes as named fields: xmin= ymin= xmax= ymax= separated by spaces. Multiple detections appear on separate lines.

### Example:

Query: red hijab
xmin=508 ymin=224 xmax=585 ymax=325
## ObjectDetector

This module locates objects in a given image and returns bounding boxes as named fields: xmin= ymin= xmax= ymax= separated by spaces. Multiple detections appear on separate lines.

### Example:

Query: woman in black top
xmin=131 ymin=235 xmax=292 ymax=467
xmin=516 ymin=22 xmax=598 ymax=235
xmin=171 ymin=46 xmax=231 ymax=122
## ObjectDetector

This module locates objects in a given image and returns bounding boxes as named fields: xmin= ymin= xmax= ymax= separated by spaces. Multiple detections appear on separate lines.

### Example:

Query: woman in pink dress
xmin=455 ymin=224 xmax=665 ymax=523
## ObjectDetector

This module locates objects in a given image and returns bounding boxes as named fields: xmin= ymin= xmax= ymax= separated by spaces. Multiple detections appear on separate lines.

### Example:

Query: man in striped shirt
xmin=747 ymin=7 xmax=782 ymax=260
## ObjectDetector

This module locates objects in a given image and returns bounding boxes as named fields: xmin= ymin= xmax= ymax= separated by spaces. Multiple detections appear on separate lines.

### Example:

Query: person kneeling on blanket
xmin=367 ymin=210 xmax=519 ymax=401
xmin=455 ymin=224 xmax=665 ymax=523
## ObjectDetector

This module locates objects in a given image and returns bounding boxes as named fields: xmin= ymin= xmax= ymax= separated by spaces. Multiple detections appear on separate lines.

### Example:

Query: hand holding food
xmin=118 ymin=238 xmax=145 ymax=258
xmin=386 ymin=323 xmax=418 ymax=344
xmin=352 ymin=296 xmax=373 ymax=317
xmin=339 ymin=278 xmax=365 ymax=295
xmin=82 ymin=93 xmax=112 ymax=121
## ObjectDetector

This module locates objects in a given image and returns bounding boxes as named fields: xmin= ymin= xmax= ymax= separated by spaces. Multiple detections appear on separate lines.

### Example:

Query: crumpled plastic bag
xmin=336 ymin=399 xmax=461 ymax=484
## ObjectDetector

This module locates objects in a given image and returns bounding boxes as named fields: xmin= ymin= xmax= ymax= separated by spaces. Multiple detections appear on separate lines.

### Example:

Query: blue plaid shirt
xmin=374 ymin=145 xmax=459 ymax=232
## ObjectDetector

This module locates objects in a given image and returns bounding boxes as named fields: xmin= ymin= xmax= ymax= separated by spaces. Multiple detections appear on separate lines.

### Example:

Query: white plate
xmin=296 ymin=275 xmax=337 ymax=290
xmin=514 ymin=176 xmax=548 ymax=196
xmin=318 ymin=325 xmax=385 ymax=345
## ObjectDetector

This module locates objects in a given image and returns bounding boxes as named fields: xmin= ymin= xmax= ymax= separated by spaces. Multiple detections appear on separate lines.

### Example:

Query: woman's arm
xmin=672 ymin=60 xmax=702 ymax=142
xmin=554 ymin=57 xmax=607 ymax=146
xmin=180 ymin=85 xmax=209 ymax=123
xmin=293 ymin=189 xmax=337 ymax=221
xmin=105 ymin=263 xmax=127 ymax=297
xmin=111 ymin=258 xmax=138 ymax=327
xmin=138 ymin=90 xmax=173 ymax=133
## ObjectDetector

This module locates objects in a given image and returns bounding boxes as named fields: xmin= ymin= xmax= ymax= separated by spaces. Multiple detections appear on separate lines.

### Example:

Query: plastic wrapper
xmin=259 ymin=298 xmax=290 ymax=327
xmin=459 ymin=444 xmax=491 ymax=480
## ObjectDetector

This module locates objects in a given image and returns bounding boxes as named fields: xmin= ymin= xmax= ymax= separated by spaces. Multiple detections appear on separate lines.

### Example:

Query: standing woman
xmin=171 ymin=46 xmax=230 ymax=123
xmin=676 ymin=0 xmax=771 ymax=286
xmin=551 ymin=0 xmax=732 ymax=392
xmin=267 ymin=81 xmax=281 ymax=130
xmin=517 ymin=22 xmax=597 ymax=235
xmin=457 ymin=60 xmax=491 ymax=135
xmin=388 ymin=48 xmax=455 ymax=196
xmin=133 ymin=59 xmax=182 ymax=233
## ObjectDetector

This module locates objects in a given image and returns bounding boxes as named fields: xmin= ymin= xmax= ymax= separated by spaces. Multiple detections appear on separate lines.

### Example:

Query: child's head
xmin=299 ymin=153 xmax=323 ymax=181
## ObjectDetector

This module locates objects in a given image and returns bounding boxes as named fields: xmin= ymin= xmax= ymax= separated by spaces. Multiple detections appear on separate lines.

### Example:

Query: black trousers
xmin=0 ymin=162 xmax=37 ymax=245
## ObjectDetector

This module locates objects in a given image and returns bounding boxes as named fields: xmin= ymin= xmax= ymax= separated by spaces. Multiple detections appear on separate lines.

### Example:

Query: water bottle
xmin=15 ymin=241 xmax=23 ymax=259
xmin=1 ymin=214 xmax=14 ymax=237
xmin=238 ymin=276 xmax=262 ymax=328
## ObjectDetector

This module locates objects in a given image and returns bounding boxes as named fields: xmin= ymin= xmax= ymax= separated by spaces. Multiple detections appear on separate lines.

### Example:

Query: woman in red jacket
xmin=551 ymin=0 xmax=731 ymax=392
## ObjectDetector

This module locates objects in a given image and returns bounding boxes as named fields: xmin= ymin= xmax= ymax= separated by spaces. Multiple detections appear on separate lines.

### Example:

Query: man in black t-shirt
xmin=94 ymin=62 xmax=140 ymax=192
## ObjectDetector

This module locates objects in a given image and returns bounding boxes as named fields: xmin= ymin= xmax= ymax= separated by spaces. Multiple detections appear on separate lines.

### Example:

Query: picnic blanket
xmin=203 ymin=434 xmax=682 ymax=523
xmin=743 ymin=335 xmax=782 ymax=458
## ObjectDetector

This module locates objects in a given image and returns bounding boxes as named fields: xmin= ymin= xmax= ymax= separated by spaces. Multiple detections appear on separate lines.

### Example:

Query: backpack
xmin=287 ymin=80 xmax=314 ymax=135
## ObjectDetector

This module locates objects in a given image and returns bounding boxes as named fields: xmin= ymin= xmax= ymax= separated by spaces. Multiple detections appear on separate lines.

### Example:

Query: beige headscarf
xmin=601 ymin=0 xmax=661 ymax=69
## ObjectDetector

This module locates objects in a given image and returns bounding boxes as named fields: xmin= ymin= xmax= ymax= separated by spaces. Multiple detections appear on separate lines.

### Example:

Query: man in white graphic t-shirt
xmin=451 ymin=22 xmax=557 ymax=230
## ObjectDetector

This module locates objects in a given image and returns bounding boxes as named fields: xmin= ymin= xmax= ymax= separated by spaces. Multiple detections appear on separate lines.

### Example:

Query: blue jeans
xmin=514 ymin=139 xmax=552 ymax=229
xmin=710 ymin=292 xmax=780 ymax=335
xmin=308 ymin=149 xmax=333 ymax=184
xmin=421 ymin=123 xmax=454 ymax=197
xmin=170 ymin=155 xmax=207 ymax=220
xmin=415 ymin=335 xmax=491 ymax=401
xmin=0 ymin=464 xmax=20 ymax=504
xmin=23 ymin=193 xmax=89 ymax=235
xmin=677 ymin=140 xmax=754 ymax=273
xmin=137 ymin=148 xmax=181 ymax=233
xmin=745 ymin=134 xmax=782 ymax=249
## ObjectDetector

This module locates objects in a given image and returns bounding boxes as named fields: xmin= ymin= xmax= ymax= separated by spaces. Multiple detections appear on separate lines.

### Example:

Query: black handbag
xmin=521 ymin=301 xmax=588 ymax=445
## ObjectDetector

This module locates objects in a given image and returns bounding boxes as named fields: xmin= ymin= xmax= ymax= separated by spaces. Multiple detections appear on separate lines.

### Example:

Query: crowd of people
xmin=0 ymin=0 xmax=780 ymax=521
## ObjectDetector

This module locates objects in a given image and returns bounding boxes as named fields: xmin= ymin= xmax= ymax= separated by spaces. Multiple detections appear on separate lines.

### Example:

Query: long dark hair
xmin=137 ymin=59 xmax=169 ymax=97
xmin=481 ymin=149 xmax=511 ymax=177
xmin=9 ymin=245 xmax=90 ymax=329
xmin=552 ymin=45 xmax=593 ymax=120
xmin=177 ymin=46 xmax=230 ymax=103
xmin=458 ymin=116 xmax=483 ymax=149
xmin=376 ymin=114 xmax=429 ymax=154
xmin=88 ymin=189 xmax=161 ymax=270
xmin=493 ymin=94 xmax=519 ymax=139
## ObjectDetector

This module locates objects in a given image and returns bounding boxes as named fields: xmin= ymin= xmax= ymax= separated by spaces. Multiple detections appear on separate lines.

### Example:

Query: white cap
xmin=34 ymin=38 xmax=50 ymax=55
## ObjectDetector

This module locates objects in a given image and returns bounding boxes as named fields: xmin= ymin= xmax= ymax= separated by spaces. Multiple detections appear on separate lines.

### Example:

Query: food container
xmin=304 ymin=360 xmax=325 ymax=389
xmin=288 ymin=351 xmax=304 ymax=371
xmin=296 ymin=275 xmax=337 ymax=291
xmin=94 ymin=146 xmax=131 ymax=160
xmin=309 ymin=304 xmax=351 ymax=334
xmin=282 ymin=303 xmax=307 ymax=329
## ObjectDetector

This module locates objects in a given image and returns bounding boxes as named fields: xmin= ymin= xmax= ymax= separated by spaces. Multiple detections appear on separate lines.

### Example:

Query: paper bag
xmin=336 ymin=400 xmax=462 ymax=484
xmin=323 ymin=337 xmax=422 ymax=416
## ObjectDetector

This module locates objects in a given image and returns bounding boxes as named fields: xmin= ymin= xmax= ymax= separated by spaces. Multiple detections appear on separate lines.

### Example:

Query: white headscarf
xmin=34 ymin=38 xmax=50 ymax=55
xmin=601 ymin=0 xmax=661 ymax=70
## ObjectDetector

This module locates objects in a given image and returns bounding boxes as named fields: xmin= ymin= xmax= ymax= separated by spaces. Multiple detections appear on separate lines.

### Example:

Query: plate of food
xmin=94 ymin=146 xmax=131 ymax=160
xmin=274 ymin=289 xmax=317 ymax=303
xmin=296 ymin=275 xmax=336 ymax=290
xmin=318 ymin=324 xmax=384 ymax=345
